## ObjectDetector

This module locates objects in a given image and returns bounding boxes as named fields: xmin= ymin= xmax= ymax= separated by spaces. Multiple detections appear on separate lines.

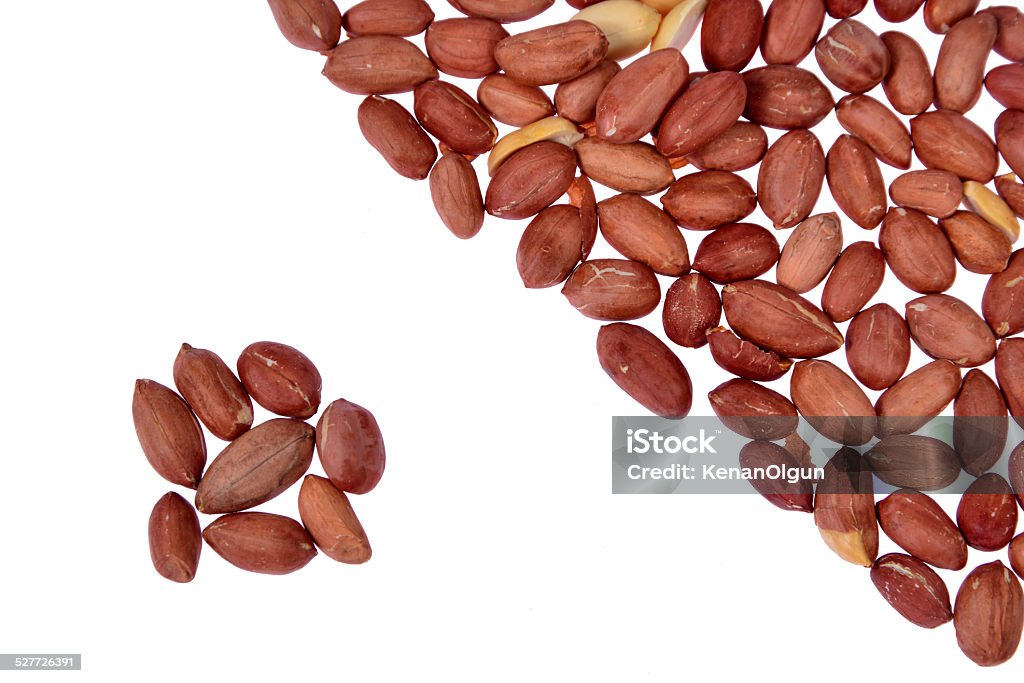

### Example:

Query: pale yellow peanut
xmin=487 ymin=117 xmax=584 ymax=175
xmin=651 ymin=0 xmax=708 ymax=51
xmin=963 ymin=180 xmax=1021 ymax=243
xmin=572 ymin=0 xmax=661 ymax=60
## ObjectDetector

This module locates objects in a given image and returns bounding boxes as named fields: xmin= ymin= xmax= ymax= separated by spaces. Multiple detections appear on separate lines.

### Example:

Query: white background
xmin=1 ymin=0 xmax=1021 ymax=680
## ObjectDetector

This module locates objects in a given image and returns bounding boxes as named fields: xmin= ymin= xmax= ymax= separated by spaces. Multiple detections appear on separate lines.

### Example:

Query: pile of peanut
xmin=266 ymin=0 xmax=1024 ymax=667
xmin=135 ymin=341 xmax=384 ymax=578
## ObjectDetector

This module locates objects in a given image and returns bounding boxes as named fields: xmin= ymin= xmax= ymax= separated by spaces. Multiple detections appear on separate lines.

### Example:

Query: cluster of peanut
xmin=265 ymin=0 xmax=1024 ymax=667
xmin=135 ymin=342 xmax=383 ymax=578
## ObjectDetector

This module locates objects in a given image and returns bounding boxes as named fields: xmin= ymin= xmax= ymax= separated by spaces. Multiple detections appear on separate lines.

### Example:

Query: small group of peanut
xmin=135 ymin=341 xmax=384 ymax=579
